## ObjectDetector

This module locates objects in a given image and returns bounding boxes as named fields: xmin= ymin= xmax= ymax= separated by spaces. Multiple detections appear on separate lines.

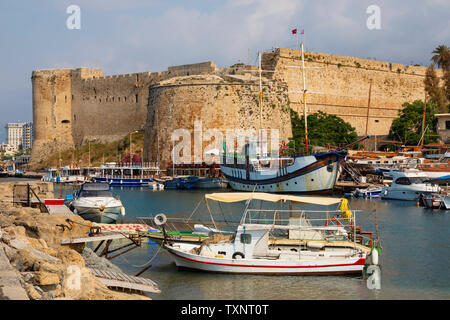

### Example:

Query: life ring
xmin=232 ymin=252 xmax=245 ymax=259
xmin=325 ymin=216 xmax=341 ymax=227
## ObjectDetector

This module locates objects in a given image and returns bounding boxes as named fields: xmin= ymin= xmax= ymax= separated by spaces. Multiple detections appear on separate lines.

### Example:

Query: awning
xmin=204 ymin=192 xmax=342 ymax=206
xmin=430 ymin=175 xmax=450 ymax=185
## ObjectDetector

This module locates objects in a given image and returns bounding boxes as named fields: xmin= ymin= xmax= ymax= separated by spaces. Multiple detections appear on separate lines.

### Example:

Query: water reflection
xmin=85 ymin=188 xmax=450 ymax=300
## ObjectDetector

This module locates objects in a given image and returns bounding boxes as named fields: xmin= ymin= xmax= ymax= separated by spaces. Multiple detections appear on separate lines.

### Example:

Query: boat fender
xmin=232 ymin=252 xmax=245 ymax=259
xmin=306 ymin=242 xmax=325 ymax=249
xmin=370 ymin=248 xmax=379 ymax=266
xmin=73 ymin=209 xmax=78 ymax=214
xmin=120 ymin=206 xmax=126 ymax=216
xmin=154 ymin=213 xmax=167 ymax=226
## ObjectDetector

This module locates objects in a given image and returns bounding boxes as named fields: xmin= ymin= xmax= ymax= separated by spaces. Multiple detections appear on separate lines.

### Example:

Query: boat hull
xmin=165 ymin=245 xmax=365 ymax=275
xmin=74 ymin=206 xmax=121 ymax=224
xmin=221 ymin=152 xmax=345 ymax=194
xmin=92 ymin=177 xmax=154 ymax=187
xmin=195 ymin=177 xmax=228 ymax=189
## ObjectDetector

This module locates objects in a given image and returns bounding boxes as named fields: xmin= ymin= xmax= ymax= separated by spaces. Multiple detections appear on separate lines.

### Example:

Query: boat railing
xmin=242 ymin=208 xmax=374 ymax=247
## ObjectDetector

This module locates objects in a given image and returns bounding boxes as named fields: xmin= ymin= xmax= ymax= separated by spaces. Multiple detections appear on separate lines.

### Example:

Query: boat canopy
xmin=204 ymin=192 xmax=342 ymax=206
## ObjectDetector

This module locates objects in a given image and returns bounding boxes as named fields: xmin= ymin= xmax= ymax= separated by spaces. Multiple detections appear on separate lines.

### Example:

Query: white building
xmin=435 ymin=114 xmax=450 ymax=144
xmin=5 ymin=122 xmax=33 ymax=151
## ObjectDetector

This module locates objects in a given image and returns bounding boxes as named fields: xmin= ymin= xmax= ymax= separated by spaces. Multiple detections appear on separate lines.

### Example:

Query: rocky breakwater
xmin=0 ymin=183 xmax=151 ymax=300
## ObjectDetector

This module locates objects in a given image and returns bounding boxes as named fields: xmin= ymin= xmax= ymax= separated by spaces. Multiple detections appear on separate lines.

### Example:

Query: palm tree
xmin=431 ymin=45 xmax=450 ymax=71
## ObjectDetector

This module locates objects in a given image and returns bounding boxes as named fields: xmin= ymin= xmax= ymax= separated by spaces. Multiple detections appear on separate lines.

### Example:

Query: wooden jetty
xmin=61 ymin=229 xmax=142 ymax=260
xmin=43 ymin=199 xmax=74 ymax=215
xmin=62 ymin=227 xmax=160 ymax=295
xmin=89 ymin=268 xmax=160 ymax=294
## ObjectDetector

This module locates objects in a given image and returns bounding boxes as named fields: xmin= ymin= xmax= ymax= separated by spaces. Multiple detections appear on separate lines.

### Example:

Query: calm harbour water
xmin=94 ymin=187 xmax=450 ymax=300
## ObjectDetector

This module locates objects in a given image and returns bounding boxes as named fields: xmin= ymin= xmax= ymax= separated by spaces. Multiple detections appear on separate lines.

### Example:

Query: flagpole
xmin=301 ymin=41 xmax=308 ymax=155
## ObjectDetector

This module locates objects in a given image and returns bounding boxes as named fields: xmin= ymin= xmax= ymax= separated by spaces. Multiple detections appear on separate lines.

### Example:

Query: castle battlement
xmin=30 ymin=51 xmax=438 ymax=166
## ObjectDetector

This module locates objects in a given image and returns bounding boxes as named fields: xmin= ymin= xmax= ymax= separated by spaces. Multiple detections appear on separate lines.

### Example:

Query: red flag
xmin=292 ymin=28 xmax=297 ymax=34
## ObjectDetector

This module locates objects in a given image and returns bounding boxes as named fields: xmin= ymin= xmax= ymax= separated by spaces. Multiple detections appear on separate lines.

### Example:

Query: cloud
xmin=0 ymin=0 xmax=448 ymax=128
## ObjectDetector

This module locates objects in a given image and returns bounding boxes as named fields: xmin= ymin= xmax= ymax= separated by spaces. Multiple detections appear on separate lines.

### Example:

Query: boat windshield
xmin=395 ymin=177 xmax=430 ymax=185
xmin=79 ymin=190 xmax=113 ymax=197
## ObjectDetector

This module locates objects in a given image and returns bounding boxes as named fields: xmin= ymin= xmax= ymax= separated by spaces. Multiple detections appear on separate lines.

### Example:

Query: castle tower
xmin=30 ymin=69 xmax=76 ymax=165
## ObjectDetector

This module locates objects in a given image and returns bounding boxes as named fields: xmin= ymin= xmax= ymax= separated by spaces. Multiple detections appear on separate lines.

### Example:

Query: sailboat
xmin=220 ymin=43 xmax=346 ymax=194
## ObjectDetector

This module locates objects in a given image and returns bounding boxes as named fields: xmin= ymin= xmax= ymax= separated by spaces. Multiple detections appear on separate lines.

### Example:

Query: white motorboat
xmin=70 ymin=183 xmax=125 ymax=223
xmin=381 ymin=169 xmax=440 ymax=201
xmin=161 ymin=193 xmax=379 ymax=275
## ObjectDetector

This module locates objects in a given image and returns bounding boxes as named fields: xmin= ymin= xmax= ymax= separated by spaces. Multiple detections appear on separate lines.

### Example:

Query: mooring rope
xmin=117 ymin=242 xmax=164 ymax=268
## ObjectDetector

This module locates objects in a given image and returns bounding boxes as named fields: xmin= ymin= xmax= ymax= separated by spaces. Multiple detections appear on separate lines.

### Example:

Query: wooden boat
xmin=162 ymin=193 xmax=379 ymax=275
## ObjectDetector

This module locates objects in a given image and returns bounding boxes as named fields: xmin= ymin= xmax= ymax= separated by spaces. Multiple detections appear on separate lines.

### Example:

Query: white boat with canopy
xmin=159 ymin=192 xmax=380 ymax=275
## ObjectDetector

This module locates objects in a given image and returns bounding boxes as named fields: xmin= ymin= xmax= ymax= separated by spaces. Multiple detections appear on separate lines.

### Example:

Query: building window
xmin=445 ymin=120 xmax=450 ymax=130
xmin=136 ymin=94 xmax=138 ymax=103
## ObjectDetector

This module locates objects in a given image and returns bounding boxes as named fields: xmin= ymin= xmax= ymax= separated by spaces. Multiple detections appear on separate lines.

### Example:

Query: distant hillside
xmin=37 ymin=130 xmax=145 ymax=169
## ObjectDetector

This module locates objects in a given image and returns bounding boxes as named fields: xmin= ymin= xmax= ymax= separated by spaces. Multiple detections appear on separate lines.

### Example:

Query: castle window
xmin=112 ymin=97 xmax=114 ymax=102
xmin=72 ymin=95 xmax=74 ymax=101
xmin=124 ymin=97 xmax=127 ymax=102
xmin=118 ymin=97 xmax=120 ymax=102
xmin=136 ymin=94 xmax=138 ymax=103
xmin=374 ymin=119 xmax=379 ymax=123
xmin=65 ymin=96 xmax=67 ymax=103
xmin=61 ymin=120 xmax=70 ymax=124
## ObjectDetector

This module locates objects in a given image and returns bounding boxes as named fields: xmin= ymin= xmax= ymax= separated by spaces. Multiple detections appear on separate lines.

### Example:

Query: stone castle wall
xmin=30 ymin=63 xmax=217 ymax=164
xmin=143 ymin=74 xmax=291 ymax=168
xmin=30 ymin=48 xmax=443 ymax=166
xmin=262 ymin=48 xmax=443 ymax=137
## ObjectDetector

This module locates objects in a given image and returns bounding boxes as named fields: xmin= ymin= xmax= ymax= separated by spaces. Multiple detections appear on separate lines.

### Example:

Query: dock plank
xmin=88 ymin=268 xmax=160 ymax=294
xmin=61 ymin=233 xmax=127 ymax=244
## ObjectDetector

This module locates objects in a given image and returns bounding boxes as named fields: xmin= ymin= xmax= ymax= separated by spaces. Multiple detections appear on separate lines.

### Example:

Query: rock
xmin=34 ymin=286 xmax=44 ymax=295
xmin=39 ymin=261 xmax=64 ymax=274
xmin=12 ymin=249 xmax=45 ymax=272
xmin=34 ymin=271 xmax=60 ymax=286
xmin=26 ymin=285 xmax=42 ymax=300
xmin=13 ymin=214 xmax=92 ymax=248
xmin=21 ymin=272 xmax=35 ymax=282
xmin=9 ymin=239 xmax=28 ymax=250
xmin=56 ymin=248 xmax=85 ymax=267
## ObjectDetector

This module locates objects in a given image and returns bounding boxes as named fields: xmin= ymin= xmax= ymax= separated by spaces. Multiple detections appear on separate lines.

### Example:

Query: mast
xmin=300 ymin=42 xmax=308 ymax=154
xmin=364 ymin=79 xmax=373 ymax=151
xmin=258 ymin=52 xmax=263 ymax=156
xmin=421 ymin=94 xmax=427 ymax=147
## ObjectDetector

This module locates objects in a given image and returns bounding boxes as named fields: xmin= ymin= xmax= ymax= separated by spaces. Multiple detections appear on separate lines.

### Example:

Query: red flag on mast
xmin=292 ymin=28 xmax=297 ymax=34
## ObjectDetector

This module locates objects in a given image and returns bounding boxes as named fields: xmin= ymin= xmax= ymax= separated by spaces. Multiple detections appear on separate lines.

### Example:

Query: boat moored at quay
xmin=220 ymin=149 xmax=346 ymax=194
xmin=160 ymin=193 xmax=379 ymax=275
xmin=91 ymin=162 xmax=161 ymax=187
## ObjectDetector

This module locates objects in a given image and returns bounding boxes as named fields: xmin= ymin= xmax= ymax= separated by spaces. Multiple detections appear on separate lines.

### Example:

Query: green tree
xmin=425 ymin=64 xmax=448 ymax=112
xmin=431 ymin=45 xmax=450 ymax=71
xmin=388 ymin=100 xmax=439 ymax=146
xmin=288 ymin=109 xmax=358 ymax=152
